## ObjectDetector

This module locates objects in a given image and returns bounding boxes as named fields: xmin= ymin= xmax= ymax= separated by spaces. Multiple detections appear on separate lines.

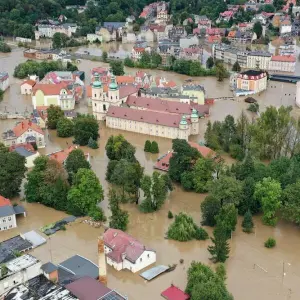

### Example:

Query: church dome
xmin=180 ymin=115 xmax=188 ymax=125
xmin=93 ymin=72 xmax=102 ymax=88
xmin=109 ymin=74 xmax=118 ymax=90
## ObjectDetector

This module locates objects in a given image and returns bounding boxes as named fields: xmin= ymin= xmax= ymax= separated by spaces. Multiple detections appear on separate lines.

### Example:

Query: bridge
xmin=269 ymin=74 xmax=300 ymax=84
xmin=0 ymin=107 xmax=32 ymax=120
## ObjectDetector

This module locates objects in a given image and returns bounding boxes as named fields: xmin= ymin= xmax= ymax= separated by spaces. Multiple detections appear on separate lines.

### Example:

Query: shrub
xmin=150 ymin=141 xmax=159 ymax=153
xmin=89 ymin=207 xmax=107 ymax=222
xmin=242 ymin=210 xmax=254 ymax=233
xmin=264 ymin=237 xmax=276 ymax=248
xmin=88 ymin=137 xmax=99 ymax=149
xmin=144 ymin=140 xmax=151 ymax=152
xmin=168 ymin=211 xmax=173 ymax=219
xmin=194 ymin=226 xmax=209 ymax=240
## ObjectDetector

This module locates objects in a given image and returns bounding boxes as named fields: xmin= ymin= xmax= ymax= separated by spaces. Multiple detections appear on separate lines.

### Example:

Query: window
xmin=140 ymin=258 xmax=142 ymax=262
xmin=103 ymin=104 xmax=106 ymax=111
xmin=95 ymin=103 xmax=97 ymax=107
xmin=94 ymin=94 xmax=97 ymax=98
xmin=8 ymin=217 xmax=11 ymax=221
xmin=147 ymin=254 xmax=150 ymax=258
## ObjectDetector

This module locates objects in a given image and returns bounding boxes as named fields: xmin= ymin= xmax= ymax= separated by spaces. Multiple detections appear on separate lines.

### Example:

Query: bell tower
xmin=92 ymin=72 xmax=104 ymax=121
xmin=108 ymin=74 xmax=120 ymax=105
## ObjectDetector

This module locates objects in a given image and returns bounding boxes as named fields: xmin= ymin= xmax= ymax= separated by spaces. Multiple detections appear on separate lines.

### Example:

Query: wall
xmin=25 ymin=152 xmax=40 ymax=169
xmin=21 ymin=84 xmax=33 ymax=95
xmin=123 ymin=250 xmax=156 ymax=273
xmin=182 ymin=90 xmax=205 ymax=105
xmin=17 ymin=130 xmax=45 ymax=148
xmin=0 ymin=214 xmax=16 ymax=231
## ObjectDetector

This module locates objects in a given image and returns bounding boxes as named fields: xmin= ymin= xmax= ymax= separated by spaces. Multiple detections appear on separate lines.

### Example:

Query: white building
xmin=103 ymin=228 xmax=156 ymax=273
xmin=2 ymin=120 xmax=45 ymax=148
xmin=269 ymin=55 xmax=296 ymax=73
xmin=122 ymin=32 xmax=137 ymax=43
xmin=0 ymin=72 xmax=9 ymax=91
xmin=87 ymin=33 xmax=103 ymax=43
xmin=36 ymin=23 xmax=77 ymax=39
xmin=0 ymin=255 xmax=42 ymax=296
xmin=246 ymin=51 xmax=271 ymax=70
xmin=296 ymin=81 xmax=300 ymax=108
xmin=280 ymin=24 xmax=292 ymax=34
xmin=20 ymin=80 xmax=36 ymax=95
xmin=179 ymin=35 xmax=199 ymax=48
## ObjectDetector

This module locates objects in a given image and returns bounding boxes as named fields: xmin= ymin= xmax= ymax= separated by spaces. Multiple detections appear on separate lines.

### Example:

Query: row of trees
xmin=47 ymin=106 xmax=99 ymax=147
xmin=52 ymin=32 xmax=87 ymax=49
xmin=144 ymin=140 xmax=159 ymax=153
xmin=13 ymin=60 xmax=78 ymax=79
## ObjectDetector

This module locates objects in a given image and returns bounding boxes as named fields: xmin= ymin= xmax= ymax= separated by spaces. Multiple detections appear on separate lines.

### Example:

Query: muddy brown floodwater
xmin=1 ymin=49 xmax=300 ymax=300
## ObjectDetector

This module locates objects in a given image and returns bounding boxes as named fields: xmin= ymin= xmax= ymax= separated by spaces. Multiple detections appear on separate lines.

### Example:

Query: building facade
xmin=0 ymin=72 xmax=9 ymax=91
xmin=236 ymin=70 xmax=268 ymax=94
xmin=20 ymin=80 xmax=36 ymax=95
xmin=269 ymin=55 xmax=296 ymax=72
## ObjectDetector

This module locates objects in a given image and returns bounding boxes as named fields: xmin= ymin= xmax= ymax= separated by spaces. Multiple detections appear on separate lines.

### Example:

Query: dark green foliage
xmin=167 ymin=212 xmax=208 ymax=241
xmin=124 ymin=57 xmax=135 ymax=67
xmin=232 ymin=61 xmax=241 ymax=72
xmin=208 ymin=225 xmax=230 ymax=263
xmin=168 ymin=211 xmax=173 ymax=219
xmin=65 ymin=149 xmax=90 ymax=183
xmin=201 ymin=196 xmax=221 ymax=226
xmin=88 ymin=137 xmax=99 ymax=149
xmin=108 ymin=188 xmax=129 ymax=231
xmin=206 ymin=57 xmax=214 ymax=69
xmin=247 ymin=103 xmax=259 ymax=113
xmin=215 ymin=204 xmax=238 ymax=239
xmin=264 ymin=237 xmax=276 ymax=248
xmin=89 ymin=207 xmax=106 ymax=222
xmin=106 ymin=160 xmax=118 ymax=181
xmin=0 ymin=144 xmax=26 ymax=198
xmin=73 ymin=114 xmax=99 ymax=145
xmin=144 ymin=140 xmax=151 ymax=152
xmin=0 ymin=89 xmax=4 ymax=101
xmin=172 ymin=59 xmax=216 ymax=76
xmin=47 ymin=105 xmax=64 ymax=129
xmin=140 ymin=172 xmax=172 ymax=212
xmin=253 ymin=22 xmax=263 ymax=39
xmin=57 ymin=117 xmax=74 ymax=137
xmin=0 ymin=42 xmax=11 ymax=53
xmin=102 ymin=51 xmax=108 ymax=62
xmin=14 ymin=60 xmax=77 ymax=79
xmin=215 ymin=62 xmax=228 ymax=81
xmin=105 ymin=135 xmax=136 ymax=162
xmin=150 ymin=141 xmax=159 ymax=153
xmin=109 ymin=60 xmax=124 ymax=76
xmin=186 ymin=262 xmax=233 ymax=300
xmin=136 ymin=52 xmax=163 ymax=68
xmin=52 ymin=32 xmax=69 ymax=48
xmin=242 ymin=210 xmax=254 ymax=233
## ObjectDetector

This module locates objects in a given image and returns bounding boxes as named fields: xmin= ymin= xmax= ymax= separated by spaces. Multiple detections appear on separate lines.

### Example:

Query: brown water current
xmin=1 ymin=49 xmax=300 ymax=300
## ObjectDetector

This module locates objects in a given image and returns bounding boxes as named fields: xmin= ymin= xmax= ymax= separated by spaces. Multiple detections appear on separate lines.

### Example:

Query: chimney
xmin=98 ymin=236 xmax=107 ymax=285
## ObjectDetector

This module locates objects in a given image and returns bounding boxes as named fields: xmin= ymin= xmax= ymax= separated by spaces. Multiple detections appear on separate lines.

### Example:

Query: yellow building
xmin=181 ymin=84 xmax=205 ymax=105
xmin=236 ymin=70 xmax=267 ymax=94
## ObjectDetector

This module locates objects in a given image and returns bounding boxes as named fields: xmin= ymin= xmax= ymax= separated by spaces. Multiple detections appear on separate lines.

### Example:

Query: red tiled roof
xmin=48 ymin=146 xmax=88 ymax=164
xmin=0 ymin=195 xmax=12 ymax=207
xmin=161 ymin=285 xmax=190 ymax=300
xmin=32 ymin=83 xmax=71 ymax=96
xmin=21 ymin=80 xmax=36 ymax=87
xmin=107 ymin=106 xmax=184 ymax=128
xmin=9 ymin=143 xmax=35 ymax=153
xmin=119 ymin=85 xmax=137 ymax=99
xmin=133 ymin=47 xmax=145 ymax=53
xmin=154 ymin=142 xmax=216 ymax=172
xmin=271 ymin=55 xmax=296 ymax=62
xmin=126 ymin=95 xmax=210 ymax=115
xmin=104 ymin=228 xmax=154 ymax=263
xmin=13 ymin=120 xmax=44 ymax=137
xmin=116 ymin=76 xmax=135 ymax=84
xmin=228 ymin=31 xmax=236 ymax=38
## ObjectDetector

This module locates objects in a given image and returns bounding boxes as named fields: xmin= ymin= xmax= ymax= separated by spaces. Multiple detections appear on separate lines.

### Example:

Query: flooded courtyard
xmin=1 ymin=48 xmax=300 ymax=299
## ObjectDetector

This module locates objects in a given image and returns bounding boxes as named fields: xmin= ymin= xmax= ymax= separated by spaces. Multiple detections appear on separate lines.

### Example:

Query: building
xmin=179 ymin=47 xmax=203 ymax=62
xmin=103 ymin=228 xmax=156 ymax=273
xmin=161 ymin=285 xmax=190 ymax=300
xmin=122 ymin=32 xmax=137 ymax=43
xmin=179 ymin=35 xmax=199 ymax=48
xmin=156 ymin=9 xmax=169 ymax=24
xmin=236 ymin=70 xmax=268 ymax=95
xmin=32 ymin=83 xmax=76 ymax=110
xmin=155 ymin=142 xmax=216 ymax=172
xmin=219 ymin=10 xmax=234 ymax=22
xmin=47 ymin=145 xmax=90 ymax=164
xmin=246 ymin=51 xmax=271 ymax=70
xmin=0 ymin=255 xmax=42 ymax=296
xmin=20 ymin=80 xmax=36 ymax=95
xmin=0 ymin=195 xmax=26 ymax=231
xmin=168 ymin=26 xmax=186 ymax=42
xmin=269 ymin=55 xmax=296 ymax=73
xmin=2 ymin=120 xmax=45 ymax=148
xmin=181 ymin=84 xmax=205 ymax=105
xmin=65 ymin=276 xmax=128 ymax=300
xmin=23 ymin=48 xmax=38 ymax=59
xmin=280 ymin=20 xmax=292 ymax=34
xmin=87 ymin=33 xmax=103 ymax=43
xmin=9 ymin=143 xmax=40 ymax=168
xmin=139 ymin=27 xmax=155 ymax=42
xmin=36 ymin=23 xmax=77 ymax=39
xmin=131 ymin=46 xmax=150 ymax=61
xmin=0 ymin=72 xmax=9 ymax=91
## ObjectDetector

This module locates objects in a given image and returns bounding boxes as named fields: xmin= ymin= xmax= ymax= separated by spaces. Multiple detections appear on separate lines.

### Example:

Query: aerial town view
xmin=1 ymin=0 xmax=300 ymax=299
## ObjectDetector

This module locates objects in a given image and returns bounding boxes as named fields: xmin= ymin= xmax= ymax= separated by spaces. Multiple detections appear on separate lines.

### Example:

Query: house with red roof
xmin=20 ymin=80 xmax=36 ymax=95
xmin=48 ymin=145 xmax=90 ymax=164
xmin=2 ymin=120 xmax=45 ymax=148
xmin=0 ymin=195 xmax=26 ymax=231
xmin=103 ymin=228 xmax=156 ymax=273
xmin=9 ymin=143 xmax=40 ymax=168
xmin=269 ymin=55 xmax=296 ymax=73
xmin=219 ymin=10 xmax=234 ymax=21
xmin=161 ymin=285 xmax=190 ymax=300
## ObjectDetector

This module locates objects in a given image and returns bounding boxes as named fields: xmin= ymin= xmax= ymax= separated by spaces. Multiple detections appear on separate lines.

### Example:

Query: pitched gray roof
xmin=41 ymin=262 xmax=58 ymax=274
xmin=0 ymin=205 xmax=15 ymax=217
xmin=13 ymin=205 xmax=26 ymax=215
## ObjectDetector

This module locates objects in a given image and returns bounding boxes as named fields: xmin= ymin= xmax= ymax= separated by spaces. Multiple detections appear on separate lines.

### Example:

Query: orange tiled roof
xmin=116 ymin=76 xmax=135 ymax=84
xmin=48 ymin=146 xmax=81 ymax=164
xmin=13 ymin=120 xmax=44 ymax=137
xmin=0 ymin=195 xmax=12 ymax=207
xmin=32 ymin=83 xmax=71 ymax=96
xmin=21 ymin=80 xmax=36 ymax=87
xmin=271 ymin=55 xmax=296 ymax=62
xmin=228 ymin=31 xmax=236 ymax=38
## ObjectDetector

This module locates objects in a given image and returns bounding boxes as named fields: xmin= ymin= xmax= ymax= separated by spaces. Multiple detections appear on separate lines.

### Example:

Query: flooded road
xmin=1 ymin=49 xmax=300 ymax=300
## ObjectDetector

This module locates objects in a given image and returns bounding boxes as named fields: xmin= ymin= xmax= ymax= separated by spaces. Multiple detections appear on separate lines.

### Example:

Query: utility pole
xmin=48 ymin=236 xmax=53 ymax=262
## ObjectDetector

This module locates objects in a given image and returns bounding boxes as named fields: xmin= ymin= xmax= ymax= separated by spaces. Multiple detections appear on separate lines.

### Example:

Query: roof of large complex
xmin=104 ymin=228 xmax=154 ymax=263
xmin=5 ymin=254 xmax=39 ymax=274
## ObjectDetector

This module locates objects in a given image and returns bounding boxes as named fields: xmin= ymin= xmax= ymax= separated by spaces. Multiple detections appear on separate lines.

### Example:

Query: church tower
xmin=191 ymin=109 xmax=199 ymax=134
xmin=179 ymin=115 xmax=189 ymax=140
xmin=107 ymin=74 xmax=120 ymax=105
xmin=91 ymin=72 xmax=104 ymax=121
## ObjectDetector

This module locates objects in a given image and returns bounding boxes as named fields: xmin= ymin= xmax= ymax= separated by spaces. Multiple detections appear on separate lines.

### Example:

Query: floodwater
xmin=1 ymin=49 xmax=300 ymax=300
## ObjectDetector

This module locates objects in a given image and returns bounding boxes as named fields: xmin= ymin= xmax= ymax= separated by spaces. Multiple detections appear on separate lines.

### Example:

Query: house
xmin=122 ymin=32 xmax=137 ymax=43
xmin=35 ymin=23 xmax=77 ymax=39
xmin=0 ymin=195 xmax=26 ymax=231
xmin=280 ymin=20 xmax=292 ymax=34
xmin=269 ymin=55 xmax=296 ymax=73
xmin=168 ymin=26 xmax=186 ymax=42
xmin=103 ymin=228 xmax=156 ymax=273
xmin=155 ymin=142 xmax=216 ymax=172
xmin=179 ymin=35 xmax=199 ymax=48
xmin=236 ymin=70 xmax=268 ymax=95
xmin=47 ymin=145 xmax=90 ymax=164
xmin=181 ymin=84 xmax=205 ymax=105
xmin=20 ymin=80 xmax=36 ymax=95
xmin=139 ymin=27 xmax=155 ymax=42
xmin=179 ymin=47 xmax=203 ymax=62
xmin=9 ymin=143 xmax=40 ymax=168
xmin=96 ymin=27 xmax=113 ymax=42
xmin=0 ymin=72 xmax=9 ymax=91
xmin=246 ymin=51 xmax=271 ymax=69
xmin=219 ymin=10 xmax=234 ymax=22
xmin=156 ymin=9 xmax=169 ymax=24
xmin=32 ymin=83 xmax=75 ymax=110
xmin=131 ymin=46 xmax=151 ymax=61
xmin=161 ymin=285 xmax=190 ymax=300
xmin=2 ymin=120 xmax=45 ymax=148
xmin=65 ymin=276 xmax=128 ymax=300
xmin=31 ymin=108 xmax=47 ymax=129
xmin=0 ymin=255 xmax=42 ymax=296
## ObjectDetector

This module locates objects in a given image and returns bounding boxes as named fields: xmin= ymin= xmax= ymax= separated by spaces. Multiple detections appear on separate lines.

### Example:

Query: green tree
xmin=89 ymin=206 xmax=106 ymax=222
xmin=144 ymin=140 xmax=151 ymax=152
xmin=215 ymin=62 xmax=228 ymax=82
xmin=151 ymin=52 xmax=162 ymax=67
xmin=109 ymin=60 xmax=124 ymax=75
xmin=65 ymin=149 xmax=90 ymax=183
xmin=102 ymin=51 xmax=108 ymax=62
xmin=167 ymin=212 xmax=208 ymax=241
xmin=73 ymin=114 xmax=99 ymax=145
xmin=124 ymin=57 xmax=135 ymax=67
xmin=67 ymin=168 xmax=104 ymax=216
xmin=208 ymin=226 xmax=230 ymax=263
xmin=150 ymin=141 xmax=159 ymax=153
xmin=88 ymin=137 xmax=99 ymax=149
xmin=273 ymin=0 xmax=285 ymax=10
xmin=201 ymin=195 xmax=221 ymax=226
xmin=0 ymin=42 xmax=11 ymax=53
xmin=0 ymin=145 xmax=26 ymax=198
xmin=206 ymin=56 xmax=214 ymax=69
xmin=261 ymin=4 xmax=275 ymax=12
xmin=57 ymin=117 xmax=74 ymax=137
xmin=215 ymin=204 xmax=238 ymax=239
xmin=0 ymin=89 xmax=4 ymax=101
xmin=204 ymin=120 xmax=221 ymax=149
xmin=47 ymin=105 xmax=64 ymax=129
xmin=254 ymin=177 xmax=282 ymax=226
xmin=232 ymin=61 xmax=241 ymax=72
xmin=253 ymin=21 xmax=263 ymax=39
xmin=139 ymin=51 xmax=151 ymax=68
xmin=105 ymin=135 xmax=136 ymax=161
xmin=52 ymin=32 xmax=69 ymax=48
xmin=108 ymin=188 xmax=129 ymax=231
xmin=264 ymin=237 xmax=276 ymax=248
xmin=216 ymin=263 xmax=227 ymax=281
xmin=242 ymin=210 xmax=254 ymax=233
xmin=140 ymin=171 xmax=172 ymax=212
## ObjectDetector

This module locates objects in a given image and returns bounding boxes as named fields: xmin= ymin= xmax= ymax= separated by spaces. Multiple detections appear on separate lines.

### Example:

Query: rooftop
xmin=47 ymin=146 xmax=87 ymax=164
xmin=271 ymin=55 xmax=296 ymax=62
xmin=161 ymin=285 xmax=190 ymax=300
xmin=5 ymin=254 xmax=39 ymax=274
xmin=240 ymin=70 xmax=265 ymax=76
